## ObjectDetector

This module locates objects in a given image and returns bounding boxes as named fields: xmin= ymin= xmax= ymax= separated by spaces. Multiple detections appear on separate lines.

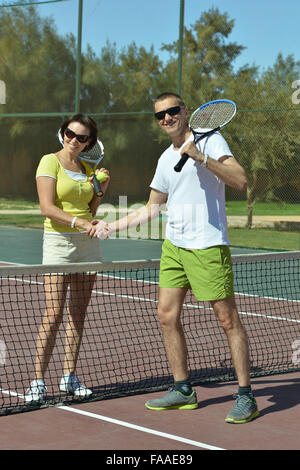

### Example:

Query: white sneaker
xmin=59 ymin=374 xmax=92 ymax=398
xmin=25 ymin=380 xmax=47 ymax=404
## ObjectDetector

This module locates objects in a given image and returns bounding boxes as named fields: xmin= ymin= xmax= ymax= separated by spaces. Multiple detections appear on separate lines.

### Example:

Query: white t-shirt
xmin=150 ymin=132 xmax=233 ymax=249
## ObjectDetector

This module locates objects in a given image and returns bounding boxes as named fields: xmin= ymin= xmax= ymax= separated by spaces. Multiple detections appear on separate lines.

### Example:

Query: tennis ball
xmin=96 ymin=171 xmax=108 ymax=183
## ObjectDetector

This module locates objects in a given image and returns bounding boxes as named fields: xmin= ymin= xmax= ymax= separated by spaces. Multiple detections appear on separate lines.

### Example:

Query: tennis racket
xmin=174 ymin=99 xmax=236 ymax=172
xmin=77 ymin=140 xmax=105 ymax=197
xmin=58 ymin=130 xmax=105 ymax=197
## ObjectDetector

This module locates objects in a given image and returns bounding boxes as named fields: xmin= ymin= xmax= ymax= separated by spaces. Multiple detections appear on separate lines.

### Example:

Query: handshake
xmin=87 ymin=220 xmax=113 ymax=240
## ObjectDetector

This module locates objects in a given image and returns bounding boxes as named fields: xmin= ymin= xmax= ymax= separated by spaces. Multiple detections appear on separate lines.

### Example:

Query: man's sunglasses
xmin=65 ymin=127 xmax=90 ymax=144
xmin=154 ymin=106 xmax=183 ymax=120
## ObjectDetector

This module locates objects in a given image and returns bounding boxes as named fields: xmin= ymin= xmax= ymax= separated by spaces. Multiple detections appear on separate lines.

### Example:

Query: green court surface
xmin=0 ymin=227 xmax=162 ymax=265
xmin=0 ymin=227 xmax=276 ymax=265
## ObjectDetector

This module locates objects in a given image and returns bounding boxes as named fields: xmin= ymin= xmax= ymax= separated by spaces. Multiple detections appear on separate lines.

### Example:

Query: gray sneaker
xmin=145 ymin=388 xmax=198 ymax=410
xmin=225 ymin=394 xmax=259 ymax=423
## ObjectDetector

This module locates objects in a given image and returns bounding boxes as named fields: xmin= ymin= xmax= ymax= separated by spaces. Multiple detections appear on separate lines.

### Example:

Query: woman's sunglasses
xmin=65 ymin=127 xmax=90 ymax=144
xmin=154 ymin=105 xmax=183 ymax=121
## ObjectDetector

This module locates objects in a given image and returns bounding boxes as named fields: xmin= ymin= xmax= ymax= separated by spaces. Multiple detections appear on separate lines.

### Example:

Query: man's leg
xmin=211 ymin=296 xmax=259 ymax=423
xmin=145 ymin=287 xmax=198 ymax=410
xmin=211 ymin=296 xmax=250 ymax=386
xmin=157 ymin=286 xmax=189 ymax=381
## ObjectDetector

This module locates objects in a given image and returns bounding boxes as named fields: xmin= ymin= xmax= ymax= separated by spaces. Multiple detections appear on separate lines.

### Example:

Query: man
xmin=91 ymin=92 xmax=259 ymax=424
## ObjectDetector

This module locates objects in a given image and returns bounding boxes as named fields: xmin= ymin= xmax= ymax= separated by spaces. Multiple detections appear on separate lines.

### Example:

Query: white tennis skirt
xmin=42 ymin=231 xmax=102 ymax=265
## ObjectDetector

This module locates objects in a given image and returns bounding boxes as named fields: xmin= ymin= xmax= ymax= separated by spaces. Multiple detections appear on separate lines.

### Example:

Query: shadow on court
xmin=198 ymin=376 xmax=300 ymax=416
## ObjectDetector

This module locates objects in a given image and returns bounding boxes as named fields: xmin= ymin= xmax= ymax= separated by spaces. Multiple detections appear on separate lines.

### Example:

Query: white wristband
xmin=71 ymin=216 xmax=77 ymax=228
xmin=201 ymin=154 xmax=208 ymax=167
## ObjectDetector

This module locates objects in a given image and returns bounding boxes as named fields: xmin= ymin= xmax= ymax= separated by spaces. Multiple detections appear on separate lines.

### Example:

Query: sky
xmin=3 ymin=0 xmax=300 ymax=72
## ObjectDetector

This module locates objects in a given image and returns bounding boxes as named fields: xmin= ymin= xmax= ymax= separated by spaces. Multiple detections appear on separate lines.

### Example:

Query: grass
xmin=1 ymin=198 xmax=299 ymax=216
xmin=226 ymin=200 xmax=300 ymax=216
xmin=0 ymin=199 xmax=299 ymax=250
xmin=228 ymin=228 xmax=300 ymax=251
xmin=0 ymin=198 xmax=42 ymax=228
xmin=0 ymin=198 xmax=39 ymax=210
xmin=0 ymin=214 xmax=44 ymax=229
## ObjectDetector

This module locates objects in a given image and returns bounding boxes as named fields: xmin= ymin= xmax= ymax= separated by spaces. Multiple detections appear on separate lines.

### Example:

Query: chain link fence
xmin=0 ymin=0 xmax=299 ymax=249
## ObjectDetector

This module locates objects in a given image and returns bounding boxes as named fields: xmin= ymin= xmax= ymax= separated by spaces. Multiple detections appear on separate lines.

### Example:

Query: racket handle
xmin=92 ymin=174 xmax=104 ymax=197
xmin=174 ymin=153 xmax=189 ymax=172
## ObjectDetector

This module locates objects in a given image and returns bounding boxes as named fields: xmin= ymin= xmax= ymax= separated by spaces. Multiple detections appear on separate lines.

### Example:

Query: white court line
xmin=5 ymin=275 xmax=300 ymax=324
xmin=0 ymin=388 xmax=225 ymax=450
xmin=93 ymin=289 xmax=300 ymax=324
xmin=0 ymin=388 xmax=24 ymax=398
xmin=58 ymin=405 xmax=225 ymax=451
xmin=0 ymin=260 xmax=20 ymax=264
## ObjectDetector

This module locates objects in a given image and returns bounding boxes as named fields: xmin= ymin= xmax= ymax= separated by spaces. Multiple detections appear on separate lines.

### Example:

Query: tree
xmin=161 ymin=7 xmax=245 ymax=105
xmin=0 ymin=7 xmax=76 ymax=116
xmin=161 ymin=7 xmax=300 ymax=227
xmin=226 ymin=54 xmax=300 ymax=227
xmin=88 ymin=41 xmax=166 ymax=203
xmin=1 ymin=4 xmax=300 ymax=212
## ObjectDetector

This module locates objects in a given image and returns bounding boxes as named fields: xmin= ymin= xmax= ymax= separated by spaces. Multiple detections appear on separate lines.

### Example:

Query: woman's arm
xmin=36 ymin=176 xmax=92 ymax=231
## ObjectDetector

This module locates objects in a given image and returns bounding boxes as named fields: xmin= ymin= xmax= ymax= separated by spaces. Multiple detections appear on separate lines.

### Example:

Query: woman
xmin=25 ymin=114 xmax=109 ymax=404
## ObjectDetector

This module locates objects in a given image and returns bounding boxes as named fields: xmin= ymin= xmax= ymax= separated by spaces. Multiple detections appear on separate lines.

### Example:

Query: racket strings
xmin=79 ymin=142 xmax=104 ymax=164
xmin=191 ymin=102 xmax=235 ymax=132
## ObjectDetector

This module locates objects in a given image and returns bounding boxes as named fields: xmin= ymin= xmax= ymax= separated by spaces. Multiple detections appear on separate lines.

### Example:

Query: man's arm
xmin=90 ymin=189 xmax=168 ymax=239
xmin=112 ymin=188 xmax=167 ymax=233
xmin=181 ymin=141 xmax=247 ymax=191
xmin=205 ymin=156 xmax=247 ymax=191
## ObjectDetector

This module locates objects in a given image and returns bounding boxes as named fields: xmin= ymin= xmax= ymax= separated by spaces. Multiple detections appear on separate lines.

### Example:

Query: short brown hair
xmin=154 ymin=92 xmax=185 ymax=108
xmin=60 ymin=114 xmax=98 ymax=150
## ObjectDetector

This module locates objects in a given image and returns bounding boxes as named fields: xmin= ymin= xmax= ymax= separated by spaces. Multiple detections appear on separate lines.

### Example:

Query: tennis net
xmin=0 ymin=251 xmax=300 ymax=416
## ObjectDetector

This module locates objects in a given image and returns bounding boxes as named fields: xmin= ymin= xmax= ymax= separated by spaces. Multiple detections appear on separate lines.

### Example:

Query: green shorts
xmin=159 ymin=239 xmax=234 ymax=301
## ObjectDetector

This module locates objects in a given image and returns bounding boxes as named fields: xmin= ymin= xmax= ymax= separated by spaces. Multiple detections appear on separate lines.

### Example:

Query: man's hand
xmin=180 ymin=140 xmax=205 ymax=164
xmin=87 ymin=220 xmax=110 ymax=239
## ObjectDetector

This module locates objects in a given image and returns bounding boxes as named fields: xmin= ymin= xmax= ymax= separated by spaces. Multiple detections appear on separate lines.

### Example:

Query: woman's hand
xmin=86 ymin=219 xmax=110 ymax=239
xmin=88 ymin=168 xmax=110 ymax=194
xmin=88 ymin=168 xmax=110 ymax=216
